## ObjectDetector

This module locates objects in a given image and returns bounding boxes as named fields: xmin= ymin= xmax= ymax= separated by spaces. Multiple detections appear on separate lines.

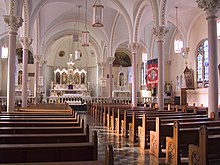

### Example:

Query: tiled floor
xmin=78 ymin=111 xmax=167 ymax=165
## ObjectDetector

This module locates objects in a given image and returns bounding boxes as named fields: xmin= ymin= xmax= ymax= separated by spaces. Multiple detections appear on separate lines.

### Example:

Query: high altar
xmin=50 ymin=54 xmax=90 ymax=97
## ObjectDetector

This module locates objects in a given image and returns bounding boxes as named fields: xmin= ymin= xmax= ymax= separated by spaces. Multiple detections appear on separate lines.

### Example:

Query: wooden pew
xmin=103 ymin=103 xmax=131 ymax=127
xmin=0 ymin=124 xmax=90 ymax=144
xmin=7 ymin=144 xmax=114 ymax=165
xmin=0 ymin=116 xmax=80 ymax=122
xmin=0 ymin=131 xmax=98 ymax=163
xmin=189 ymin=126 xmax=220 ymax=165
xmin=150 ymin=117 xmax=220 ymax=158
xmin=0 ymin=107 xmax=73 ymax=116
xmin=0 ymin=120 xmax=83 ymax=127
xmin=108 ymin=104 xmax=132 ymax=130
xmin=181 ymin=104 xmax=208 ymax=114
xmin=0 ymin=119 xmax=84 ymax=134
xmin=166 ymin=121 xmax=220 ymax=164
xmin=137 ymin=113 xmax=208 ymax=148
xmin=124 ymin=108 xmax=176 ymax=138
xmin=121 ymin=108 xmax=155 ymax=138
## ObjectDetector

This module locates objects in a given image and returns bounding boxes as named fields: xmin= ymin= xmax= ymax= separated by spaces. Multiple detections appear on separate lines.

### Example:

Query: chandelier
xmin=174 ymin=6 xmax=183 ymax=54
xmin=92 ymin=0 xmax=104 ymax=27
xmin=75 ymin=5 xmax=81 ymax=60
xmin=82 ymin=0 xmax=89 ymax=47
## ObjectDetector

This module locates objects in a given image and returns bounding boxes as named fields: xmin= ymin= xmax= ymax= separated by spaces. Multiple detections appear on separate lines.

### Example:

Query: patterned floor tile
xmin=78 ymin=111 xmax=167 ymax=165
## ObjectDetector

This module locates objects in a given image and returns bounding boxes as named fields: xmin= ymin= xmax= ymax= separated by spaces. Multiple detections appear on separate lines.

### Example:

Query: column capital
xmin=33 ymin=54 xmax=42 ymax=63
xmin=152 ymin=26 xmax=169 ymax=41
xmin=40 ymin=60 xmax=48 ymax=65
xmin=107 ymin=56 xmax=115 ymax=65
xmin=39 ymin=60 xmax=47 ymax=67
xmin=196 ymin=0 xmax=220 ymax=16
xmin=19 ymin=37 xmax=32 ymax=49
xmin=128 ymin=42 xmax=140 ymax=53
xmin=3 ymin=15 xmax=23 ymax=33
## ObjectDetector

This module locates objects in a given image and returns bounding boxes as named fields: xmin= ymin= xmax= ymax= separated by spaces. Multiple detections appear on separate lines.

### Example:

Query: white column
xmin=33 ymin=54 xmax=42 ymax=104
xmin=107 ymin=56 xmax=115 ymax=103
xmin=152 ymin=26 xmax=169 ymax=111
xmin=128 ymin=43 xmax=140 ymax=107
xmin=3 ymin=2 xmax=23 ymax=112
xmin=197 ymin=0 xmax=220 ymax=119
xmin=41 ymin=60 xmax=47 ymax=97
xmin=19 ymin=37 xmax=32 ymax=107
xmin=100 ymin=62 xmax=104 ymax=97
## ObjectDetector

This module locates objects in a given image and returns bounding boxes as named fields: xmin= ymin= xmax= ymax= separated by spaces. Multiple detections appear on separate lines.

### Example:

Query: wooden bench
xmin=1 ymin=110 xmax=74 ymax=116
xmin=7 ymin=144 xmax=114 ymax=165
xmin=189 ymin=125 xmax=220 ymax=165
xmin=138 ymin=113 xmax=208 ymax=149
xmin=0 ymin=131 xmax=98 ymax=163
xmin=182 ymin=104 xmax=208 ymax=114
xmin=124 ymin=109 xmax=181 ymax=138
xmin=149 ymin=116 xmax=218 ymax=158
xmin=166 ymin=121 xmax=220 ymax=164
xmin=0 ymin=124 xmax=89 ymax=144
xmin=108 ymin=104 xmax=132 ymax=130
xmin=0 ymin=119 xmax=84 ymax=134
xmin=103 ymin=103 xmax=131 ymax=127
xmin=0 ymin=115 xmax=80 ymax=122
xmin=0 ymin=120 xmax=82 ymax=127
xmin=121 ymin=108 xmax=155 ymax=138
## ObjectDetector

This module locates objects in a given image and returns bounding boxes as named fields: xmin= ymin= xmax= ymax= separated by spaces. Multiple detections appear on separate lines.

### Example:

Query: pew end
xmin=188 ymin=144 xmax=200 ymax=165
xmin=149 ymin=117 xmax=163 ymax=157
xmin=165 ymin=120 xmax=180 ymax=164
xmin=105 ymin=144 xmax=114 ymax=165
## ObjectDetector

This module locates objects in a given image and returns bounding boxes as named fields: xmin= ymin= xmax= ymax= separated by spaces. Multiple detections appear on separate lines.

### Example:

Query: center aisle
xmin=78 ymin=111 xmax=166 ymax=165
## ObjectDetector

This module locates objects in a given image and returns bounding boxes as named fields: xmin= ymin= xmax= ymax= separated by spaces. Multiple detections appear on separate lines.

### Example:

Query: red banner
xmin=147 ymin=58 xmax=158 ymax=88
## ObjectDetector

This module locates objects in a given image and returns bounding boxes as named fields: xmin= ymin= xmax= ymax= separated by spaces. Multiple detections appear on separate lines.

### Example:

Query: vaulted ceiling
xmin=0 ymin=0 xmax=219 ymax=67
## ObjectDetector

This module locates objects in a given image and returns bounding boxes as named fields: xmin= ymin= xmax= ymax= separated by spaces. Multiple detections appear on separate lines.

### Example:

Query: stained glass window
xmin=196 ymin=39 xmax=209 ymax=88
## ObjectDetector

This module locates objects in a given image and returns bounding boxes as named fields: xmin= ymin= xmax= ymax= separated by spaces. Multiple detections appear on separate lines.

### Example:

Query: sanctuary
xmin=50 ymin=54 xmax=90 ymax=98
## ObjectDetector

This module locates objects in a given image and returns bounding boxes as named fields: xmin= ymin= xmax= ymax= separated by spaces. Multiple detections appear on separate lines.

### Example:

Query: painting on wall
xmin=16 ymin=48 xmax=34 ymax=64
xmin=113 ymin=52 xmax=131 ymax=67
xmin=184 ymin=66 xmax=194 ymax=89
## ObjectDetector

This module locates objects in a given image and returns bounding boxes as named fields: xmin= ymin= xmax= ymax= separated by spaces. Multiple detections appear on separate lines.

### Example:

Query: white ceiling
xmin=0 ymin=0 xmax=218 ymax=65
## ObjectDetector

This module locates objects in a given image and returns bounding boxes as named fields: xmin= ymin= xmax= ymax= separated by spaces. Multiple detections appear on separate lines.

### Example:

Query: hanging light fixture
xmin=174 ymin=6 xmax=183 ymax=54
xmin=92 ymin=0 xmax=104 ymax=27
xmin=82 ymin=0 xmax=90 ymax=47
xmin=75 ymin=5 xmax=81 ymax=60
xmin=1 ymin=37 xmax=8 ymax=59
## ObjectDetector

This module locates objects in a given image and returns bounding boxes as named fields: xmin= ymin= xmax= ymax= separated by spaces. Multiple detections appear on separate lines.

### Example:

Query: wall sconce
xmin=1 ymin=45 xmax=8 ymax=59
xmin=75 ymin=50 xmax=81 ymax=60
xmin=181 ymin=47 xmax=189 ymax=58
xmin=92 ymin=0 xmax=104 ymax=27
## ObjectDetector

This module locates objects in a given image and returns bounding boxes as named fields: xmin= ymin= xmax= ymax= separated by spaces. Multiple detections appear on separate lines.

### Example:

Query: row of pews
xmin=89 ymin=102 xmax=220 ymax=165
xmin=0 ymin=103 xmax=114 ymax=165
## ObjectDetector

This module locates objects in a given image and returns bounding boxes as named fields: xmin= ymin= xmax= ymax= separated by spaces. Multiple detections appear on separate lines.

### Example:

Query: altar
xmin=50 ymin=54 xmax=90 ymax=98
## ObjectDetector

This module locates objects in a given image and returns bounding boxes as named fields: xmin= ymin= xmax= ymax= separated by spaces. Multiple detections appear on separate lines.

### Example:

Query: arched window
xmin=196 ymin=39 xmax=209 ymax=88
